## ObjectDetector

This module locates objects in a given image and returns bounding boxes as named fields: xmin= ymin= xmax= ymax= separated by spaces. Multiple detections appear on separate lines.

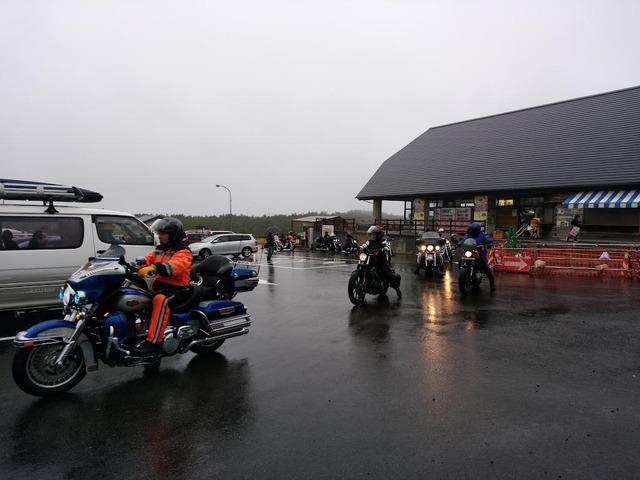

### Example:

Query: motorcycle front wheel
xmin=458 ymin=267 xmax=471 ymax=294
xmin=444 ymin=249 xmax=453 ymax=263
xmin=348 ymin=271 xmax=366 ymax=306
xmin=13 ymin=344 xmax=87 ymax=397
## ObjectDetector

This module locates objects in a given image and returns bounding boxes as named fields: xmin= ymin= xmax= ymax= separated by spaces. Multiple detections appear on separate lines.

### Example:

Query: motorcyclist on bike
xmin=438 ymin=228 xmax=445 ymax=237
xmin=457 ymin=222 xmax=496 ymax=291
xmin=131 ymin=217 xmax=193 ymax=356
xmin=360 ymin=225 xmax=402 ymax=298
xmin=323 ymin=230 xmax=330 ymax=247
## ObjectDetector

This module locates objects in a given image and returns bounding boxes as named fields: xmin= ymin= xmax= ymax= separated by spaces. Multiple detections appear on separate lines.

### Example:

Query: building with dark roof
xmin=357 ymin=86 xmax=640 ymax=240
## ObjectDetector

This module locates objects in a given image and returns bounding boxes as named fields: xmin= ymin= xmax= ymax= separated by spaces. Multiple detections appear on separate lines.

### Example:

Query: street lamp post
xmin=216 ymin=184 xmax=232 ymax=231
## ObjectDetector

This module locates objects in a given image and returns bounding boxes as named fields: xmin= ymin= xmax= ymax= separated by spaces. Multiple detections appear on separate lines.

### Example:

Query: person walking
xmin=266 ymin=231 xmax=275 ymax=261
xmin=566 ymin=214 xmax=582 ymax=241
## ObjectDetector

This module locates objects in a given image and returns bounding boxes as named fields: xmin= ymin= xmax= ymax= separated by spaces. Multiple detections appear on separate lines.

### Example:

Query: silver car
xmin=189 ymin=233 xmax=258 ymax=259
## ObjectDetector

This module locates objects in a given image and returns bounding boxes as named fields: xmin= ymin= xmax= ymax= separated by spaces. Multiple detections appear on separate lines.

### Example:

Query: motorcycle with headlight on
xmin=457 ymin=238 xmax=488 ymax=293
xmin=415 ymin=231 xmax=446 ymax=276
xmin=348 ymin=249 xmax=392 ymax=305
xmin=12 ymin=245 xmax=258 ymax=397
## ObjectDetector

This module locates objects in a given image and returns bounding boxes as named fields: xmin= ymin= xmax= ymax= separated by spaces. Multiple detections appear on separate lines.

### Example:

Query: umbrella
xmin=265 ymin=226 xmax=281 ymax=234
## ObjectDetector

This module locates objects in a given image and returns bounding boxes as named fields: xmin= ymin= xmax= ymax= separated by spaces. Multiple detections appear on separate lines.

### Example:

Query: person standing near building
xmin=566 ymin=214 xmax=582 ymax=241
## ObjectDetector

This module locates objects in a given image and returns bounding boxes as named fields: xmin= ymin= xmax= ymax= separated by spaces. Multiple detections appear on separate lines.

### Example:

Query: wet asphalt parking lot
xmin=1 ymin=249 xmax=640 ymax=479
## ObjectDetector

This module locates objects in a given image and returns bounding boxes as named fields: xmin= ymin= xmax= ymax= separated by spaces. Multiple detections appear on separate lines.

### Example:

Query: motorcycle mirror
xmin=135 ymin=257 xmax=146 ymax=266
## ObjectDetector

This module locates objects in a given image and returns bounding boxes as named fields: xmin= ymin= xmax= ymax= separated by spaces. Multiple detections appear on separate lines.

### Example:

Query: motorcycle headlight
xmin=60 ymin=285 xmax=76 ymax=306
xmin=463 ymin=250 xmax=473 ymax=258
xmin=74 ymin=291 xmax=87 ymax=306
xmin=427 ymin=245 xmax=434 ymax=252
xmin=435 ymin=245 xmax=441 ymax=251
xmin=359 ymin=253 xmax=368 ymax=262
xmin=420 ymin=245 xmax=426 ymax=251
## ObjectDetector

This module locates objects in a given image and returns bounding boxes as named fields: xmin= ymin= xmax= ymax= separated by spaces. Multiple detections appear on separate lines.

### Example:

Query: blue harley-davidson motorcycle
xmin=12 ymin=245 xmax=258 ymax=397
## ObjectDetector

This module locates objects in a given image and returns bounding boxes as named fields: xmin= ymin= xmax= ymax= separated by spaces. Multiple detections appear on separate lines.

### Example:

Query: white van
xmin=0 ymin=180 xmax=155 ymax=312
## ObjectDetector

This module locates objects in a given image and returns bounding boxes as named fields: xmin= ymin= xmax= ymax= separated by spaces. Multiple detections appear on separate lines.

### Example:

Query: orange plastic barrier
xmin=491 ymin=244 xmax=640 ymax=278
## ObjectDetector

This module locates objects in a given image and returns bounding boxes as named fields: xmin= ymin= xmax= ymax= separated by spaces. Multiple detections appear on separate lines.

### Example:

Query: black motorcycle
xmin=458 ymin=238 xmax=489 ymax=293
xmin=328 ymin=234 xmax=341 ymax=253
xmin=348 ymin=249 xmax=395 ymax=305
xmin=315 ymin=234 xmax=341 ymax=253
xmin=382 ymin=235 xmax=394 ymax=264
xmin=314 ymin=235 xmax=329 ymax=251
xmin=342 ymin=237 xmax=358 ymax=255
xmin=442 ymin=237 xmax=454 ymax=263
xmin=415 ymin=232 xmax=446 ymax=276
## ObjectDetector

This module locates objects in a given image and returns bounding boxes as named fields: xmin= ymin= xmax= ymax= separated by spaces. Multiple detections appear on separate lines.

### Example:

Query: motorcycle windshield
xmin=461 ymin=238 xmax=477 ymax=251
xmin=67 ymin=254 xmax=127 ymax=300
xmin=97 ymin=244 xmax=127 ymax=261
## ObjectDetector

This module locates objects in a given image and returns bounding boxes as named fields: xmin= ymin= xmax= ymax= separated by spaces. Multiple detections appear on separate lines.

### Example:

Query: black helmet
xmin=150 ymin=217 xmax=185 ymax=247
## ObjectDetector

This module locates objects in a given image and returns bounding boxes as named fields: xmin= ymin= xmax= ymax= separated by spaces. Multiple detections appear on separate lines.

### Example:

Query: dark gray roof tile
xmin=357 ymin=86 xmax=640 ymax=200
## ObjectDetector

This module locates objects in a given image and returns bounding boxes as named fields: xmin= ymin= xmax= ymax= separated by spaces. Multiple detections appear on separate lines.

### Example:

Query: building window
xmin=520 ymin=197 xmax=544 ymax=206
xmin=404 ymin=201 xmax=413 ymax=220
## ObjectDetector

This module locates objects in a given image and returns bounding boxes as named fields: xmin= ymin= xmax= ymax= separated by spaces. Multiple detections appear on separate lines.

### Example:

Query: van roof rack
xmin=0 ymin=179 xmax=103 ymax=213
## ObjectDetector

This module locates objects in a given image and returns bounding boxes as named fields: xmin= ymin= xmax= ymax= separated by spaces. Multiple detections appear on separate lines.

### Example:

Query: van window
xmin=0 ymin=216 xmax=84 ymax=250
xmin=95 ymin=215 xmax=154 ymax=246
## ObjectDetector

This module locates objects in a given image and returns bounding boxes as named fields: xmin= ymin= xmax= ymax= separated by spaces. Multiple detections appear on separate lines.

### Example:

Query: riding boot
xmin=131 ymin=340 xmax=161 ymax=357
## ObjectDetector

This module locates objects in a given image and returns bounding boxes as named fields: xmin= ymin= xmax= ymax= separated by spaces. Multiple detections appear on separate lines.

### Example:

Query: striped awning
xmin=562 ymin=190 xmax=640 ymax=208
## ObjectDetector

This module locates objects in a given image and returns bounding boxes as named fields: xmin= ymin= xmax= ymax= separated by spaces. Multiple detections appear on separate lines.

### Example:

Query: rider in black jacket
xmin=360 ymin=225 xmax=402 ymax=298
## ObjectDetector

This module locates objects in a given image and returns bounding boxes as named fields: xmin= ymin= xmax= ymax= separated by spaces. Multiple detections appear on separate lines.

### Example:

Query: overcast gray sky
xmin=2 ymin=0 xmax=639 ymax=217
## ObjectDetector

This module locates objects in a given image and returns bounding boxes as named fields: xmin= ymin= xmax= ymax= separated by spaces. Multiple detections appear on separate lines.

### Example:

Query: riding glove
xmin=138 ymin=264 xmax=157 ymax=278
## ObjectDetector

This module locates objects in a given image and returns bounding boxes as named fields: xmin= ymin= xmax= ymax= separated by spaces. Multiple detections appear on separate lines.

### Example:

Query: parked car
xmin=184 ymin=230 xmax=233 ymax=245
xmin=0 ymin=179 xmax=155 ymax=312
xmin=189 ymin=233 xmax=258 ymax=259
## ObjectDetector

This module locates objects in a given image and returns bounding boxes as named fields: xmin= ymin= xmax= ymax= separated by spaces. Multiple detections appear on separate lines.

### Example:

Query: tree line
xmin=138 ymin=209 xmax=401 ymax=237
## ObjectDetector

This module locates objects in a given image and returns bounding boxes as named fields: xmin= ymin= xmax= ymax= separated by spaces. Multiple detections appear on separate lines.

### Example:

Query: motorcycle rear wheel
xmin=191 ymin=339 xmax=225 ymax=355
xmin=458 ymin=267 xmax=471 ymax=294
xmin=348 ymin=271 xmax=366 ymax=306
xmin=13 ymin=344 xmax=86 ymax=397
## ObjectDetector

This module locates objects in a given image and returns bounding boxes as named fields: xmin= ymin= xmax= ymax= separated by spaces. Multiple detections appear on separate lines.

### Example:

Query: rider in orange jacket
xmin=131 ymin=217 xmax=192 ymax=357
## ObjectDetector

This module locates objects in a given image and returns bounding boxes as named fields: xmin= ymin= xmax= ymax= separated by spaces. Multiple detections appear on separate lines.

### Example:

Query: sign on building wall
xmin=456 ymin=208 xmax=471 ymax=221
xmin=440 ymin=208 xmax=455 ymax=221
xmin=474 ymin=195 xmax=488 ymax=221
xmin=555 ymin=207 xmax=582 ymax=227
xmin=413 ymin=199 xmax=425 ymax=221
